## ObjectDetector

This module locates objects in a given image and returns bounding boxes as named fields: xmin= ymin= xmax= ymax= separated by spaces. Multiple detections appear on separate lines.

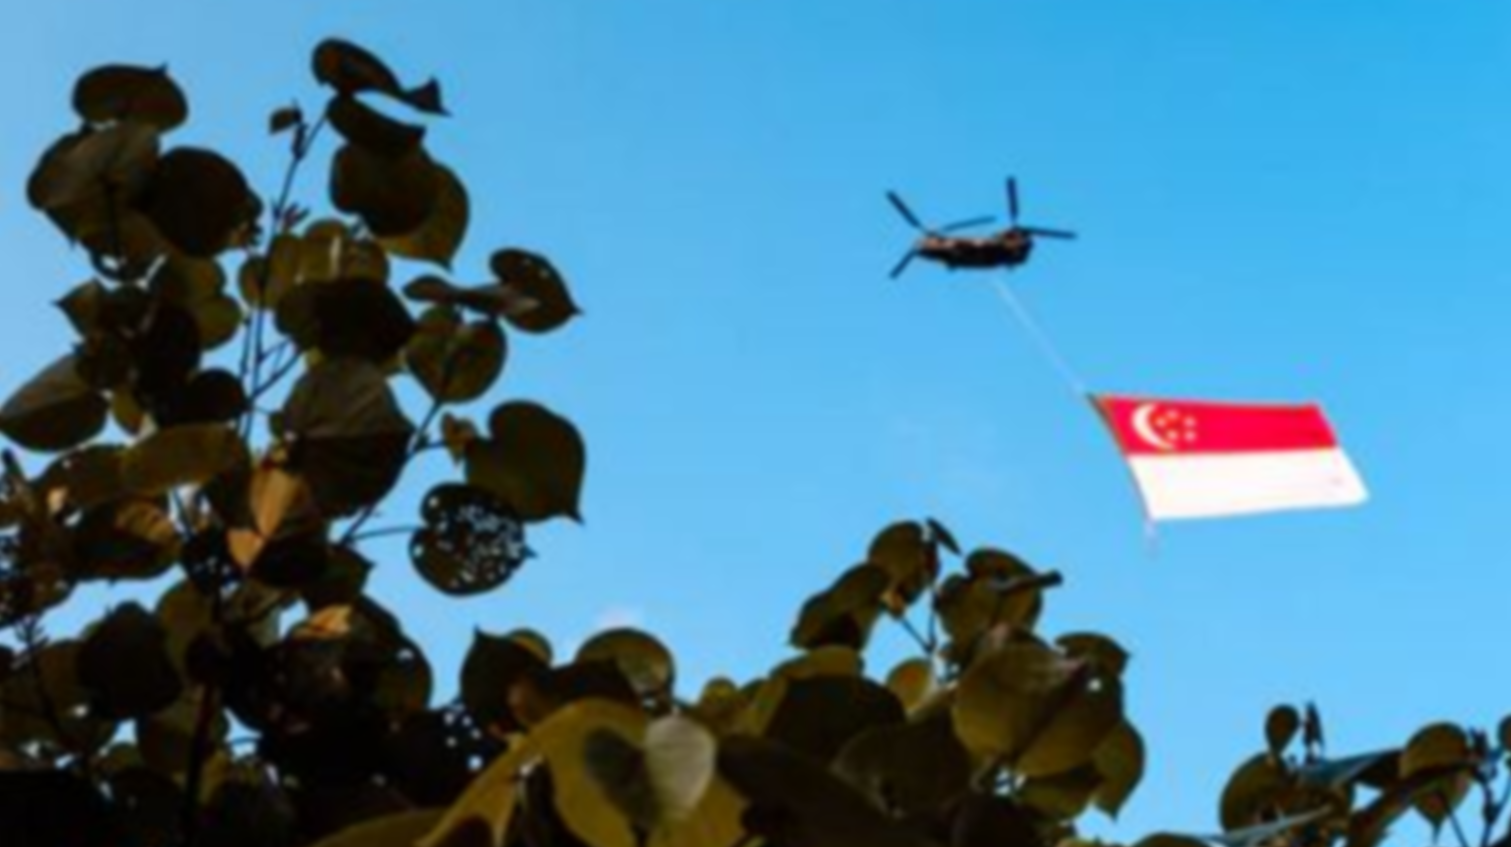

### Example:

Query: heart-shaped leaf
xmin=121 ymin=423 xmax=243 ymax=496
xmin=465 ymin=401 xmax=586 ymax=523
xmin=953 ymin=639 xmax=1123 ymax=777
xmin=489 ymin=249 xmax=581 ymax=334
xmin=411 ymin=483 xmax=530 ymax=596
xmin=279 ymin=358 xmax=414 ymax=516
xmin=139 ymin=147 xmax=259 ymax=258
xmin=404 ymin=307 xmax=506 ymax=403
xmin=73 ymin=65 xmax=188 ymax=131
xmin=313 ymin=39 xmax=447 ymax=115
xmin=380 ymin=164 xmax=468 ymax=269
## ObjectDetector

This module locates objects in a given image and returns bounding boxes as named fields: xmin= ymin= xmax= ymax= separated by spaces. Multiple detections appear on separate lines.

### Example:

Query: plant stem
xmin=238 ymin=115 xmax=327 ymax=441
xmin=897 ymin=614 xmax=933 ymax=656
xmin=339 ymin=398 xmax=445 ymax=547
xmin=347 ymin=525 xmax=423 ymax=543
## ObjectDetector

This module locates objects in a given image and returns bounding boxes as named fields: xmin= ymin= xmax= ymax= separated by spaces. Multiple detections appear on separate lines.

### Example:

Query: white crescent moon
xmin=1132 ymin=403 xmax=1176 ymax=451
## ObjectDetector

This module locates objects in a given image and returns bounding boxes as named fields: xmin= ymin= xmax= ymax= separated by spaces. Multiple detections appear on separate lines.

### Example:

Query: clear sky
xmin=2 ymin=1 xmax=1508 ymax=838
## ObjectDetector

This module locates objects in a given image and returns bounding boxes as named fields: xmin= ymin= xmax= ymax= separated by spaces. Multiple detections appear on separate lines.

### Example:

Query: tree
xmin=0 ymin=40 xmax=1507 ymax=847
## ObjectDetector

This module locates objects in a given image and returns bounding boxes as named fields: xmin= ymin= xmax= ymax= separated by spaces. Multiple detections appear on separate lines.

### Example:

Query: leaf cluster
xmin=417 ymin=519 xmax=1143 ymax=847
xmin=0 ymin=40 xmax=584 ymax=846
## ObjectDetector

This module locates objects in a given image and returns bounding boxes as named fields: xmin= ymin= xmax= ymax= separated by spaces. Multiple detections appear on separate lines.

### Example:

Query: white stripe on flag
xmin=1128 ymin=448 xmax=1368 ymax=521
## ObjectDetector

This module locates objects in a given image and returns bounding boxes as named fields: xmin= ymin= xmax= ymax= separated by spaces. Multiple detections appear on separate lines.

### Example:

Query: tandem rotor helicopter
xmin=887 ymin=177 xmax=1076 ymax=278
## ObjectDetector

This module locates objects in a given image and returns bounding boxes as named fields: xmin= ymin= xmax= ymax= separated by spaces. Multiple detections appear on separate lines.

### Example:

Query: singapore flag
xmin=1093 ymin=395 xmax=1369 ymax=522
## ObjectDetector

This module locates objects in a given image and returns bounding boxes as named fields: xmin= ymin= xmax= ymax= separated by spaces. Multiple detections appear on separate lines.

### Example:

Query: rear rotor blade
xmin=939 ymin=216 xmax=996 ymax=234
xmin=1023 ymin=226 xmax=1077 ymax=240
xmin=1007 ymin=177 xmax=1021 ymax=224
xmin=887 ymin=192 xmax=925 ymax=230
xmin=890 ymin=249 xmax=918 ymax=279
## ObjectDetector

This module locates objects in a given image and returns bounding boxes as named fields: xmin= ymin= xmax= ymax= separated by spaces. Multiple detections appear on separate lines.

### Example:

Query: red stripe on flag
xmin=1094 ymin=395 xmax=1341 ymax=457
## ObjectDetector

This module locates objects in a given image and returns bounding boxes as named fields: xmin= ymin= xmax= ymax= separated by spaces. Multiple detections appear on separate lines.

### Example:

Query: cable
xmin=989 ymin=277 xmax=1089 ymax=399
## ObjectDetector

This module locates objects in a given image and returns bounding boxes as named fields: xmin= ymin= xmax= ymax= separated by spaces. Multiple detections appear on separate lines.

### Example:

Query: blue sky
xmin=2 ymin=1 xmax=1508 ymax=838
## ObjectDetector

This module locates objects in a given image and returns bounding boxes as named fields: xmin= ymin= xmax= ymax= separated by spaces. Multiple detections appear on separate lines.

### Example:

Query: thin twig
xmin=247 ymin=350 xmax=304 ymax=406
xmin=1444 ymin=789 xmax=1474 ymax=847
xmin=347 ymin=525 xmax=423 ymax=544
xmin=897 ymin=614 xmax=933 ymax=656
xmin=340 ymin=399 xmax=444 ymax=547
xmin=237 ymin=115 xmax=326 ymax=441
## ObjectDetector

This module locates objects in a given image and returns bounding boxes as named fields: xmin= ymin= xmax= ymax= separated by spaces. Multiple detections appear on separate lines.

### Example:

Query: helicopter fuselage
xmin=916 ymin=229 xmax=1034 ymax=271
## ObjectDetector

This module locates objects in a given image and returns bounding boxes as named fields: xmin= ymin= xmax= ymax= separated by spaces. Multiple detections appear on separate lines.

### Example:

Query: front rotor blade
xmin=1023 ymin=226 xmax=1077 ymax=240
xmin=939 ymin=215 xmax=996 ymax=234
xmin=890 ymin=250 xmax=918 ymax=279
xmin=887 ymin=192 xmax=925 ymax=230
xmin=1007 ymin=177 xmax=1021 ymax=223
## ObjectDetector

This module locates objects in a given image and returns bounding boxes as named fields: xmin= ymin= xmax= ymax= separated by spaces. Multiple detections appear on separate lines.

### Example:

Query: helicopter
xmin=887 ymin=177 xmax=1077 ymax=278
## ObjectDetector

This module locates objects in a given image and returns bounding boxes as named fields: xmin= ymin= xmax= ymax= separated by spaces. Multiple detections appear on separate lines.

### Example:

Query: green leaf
xmin=380 ymin=164 xmax=469 ymax=268
xmin=773 ymin=646 xmax=863 ymax=680
xmin=276 ymin=278 xmax=417 ymax=363
xmin=38 ymin=443 xmax=126 ymax=511
xmin=331 ymin=144 xmax=440 ymax=237
xmin=73 ymin=65 xmax=189 ymax=131
xmin=279 ymin=358 xmax=414 ymax=516
xmin=411 ymin=483 xmax=530 ymax=596
xmin=1021 ymin=764 xmax=1101 ymax=820
xmin=313 ymin=39 xmax=447 ymax=115
xmin=935 ymin=552 xmax=1048 ymax=664
xmin=0 ymin=355 xmax=109 ymax=452
xmin=643 ymin=716 xmax=718 ymax=824
xmin=578 ymin=629 xmax=676 ymax=701
xmin=465 ymin=401 xmax=586 ymax=523
xmin=765 ymin=675 xmax=905 ymax=763
xmin=544 ymin=700 xmax=648 ymax=847
xmin=238 ymin=235 xmax=301 ymax=310
xmin=405 ymin=307 xmax=506 ymax=403
xmin=121 ymin=424 xmax=243 ymax=496
xmin=0 ymin=640 xmax=115 ymax=753
xmin=1265 ymin=705 xmax=1301 ymax=758
xmin=308 ymin=809 xmax=445 ymax=847
xmin=1401 ymin=723 xmax=1471 ymax=779
xmin=1057 ymin=632 xmax=1131 ymax=678
xmin=1132 ymin=835 xmax=1210 ymax=847
xmin=73 ymin=499 xmax=181 ymax=581
xmin=57 ymin=279 xmax=109 ymax=337
xmin=78 ymin=603 xmax=183 ymax=720
xmin=28 ymin=123 xmax=160 ymax=213
xmin=952 ymin=639 xmax=1123 ymax=777
xmin=269 ymin=104 xmax=303 ymax=135
xmin=1219 ymin=753 xmax=1289 ymax=831
xmin=867 ymin=521 xmax=936 ymax=614
xmin=883 ymin=657 xmax=936 ymax=713
xmin=490 ymin=249 xmax=581 ymax=334
xmin=403 ymin=275 xmax=540 ymax=320
xmin=140 ymin=147 xmax=259 ymax=258
xmin=718 ymin=734 xmax=933 ymax=847
xmin=790 ymin=564 xmax=889 ymax=651
xmin=1401 ymin=723 xmax=1474 ymax=828
xmin=327 ymin=94 xmax=426 ymax=158
xmin=459 ymin=629 xmax=549 ymax=732
xmin=1093 ymin=720 xmax=1145 ymax=818
xmin=833 ymin=711 xmax=971 ymax=816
